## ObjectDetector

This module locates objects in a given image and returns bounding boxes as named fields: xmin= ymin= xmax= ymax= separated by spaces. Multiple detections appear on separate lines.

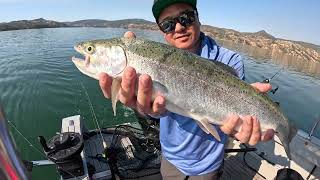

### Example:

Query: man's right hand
xmin=98 ymin=31 xmax=166 ymax=117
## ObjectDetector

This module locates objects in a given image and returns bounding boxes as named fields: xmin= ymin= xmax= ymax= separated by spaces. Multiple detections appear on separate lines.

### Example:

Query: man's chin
xmin=176 ymin=42 xmax=194 ymax=50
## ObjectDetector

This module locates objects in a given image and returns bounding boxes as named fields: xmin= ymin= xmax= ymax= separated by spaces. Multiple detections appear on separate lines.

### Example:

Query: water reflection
xmin=218 ymin=40 xmax=320 ymax=77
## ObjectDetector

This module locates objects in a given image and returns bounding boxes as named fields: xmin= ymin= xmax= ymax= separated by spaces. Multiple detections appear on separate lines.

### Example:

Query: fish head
xmin=72 ymin=39 xmax=128 ymax=80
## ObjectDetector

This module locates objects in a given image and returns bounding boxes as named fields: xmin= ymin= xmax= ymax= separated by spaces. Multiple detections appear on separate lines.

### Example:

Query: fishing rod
xmin=261 ymin=67 xmax=284 ymax=94
xmin=0 ymin=107 xmax=29 ymax=180
xmin=262 ymin=67 xmax=284 ymax=84
xmin=1 ymin=106 xmax=81 ymax=180
xmin=307 ymin=118 xmax=320 ymax=141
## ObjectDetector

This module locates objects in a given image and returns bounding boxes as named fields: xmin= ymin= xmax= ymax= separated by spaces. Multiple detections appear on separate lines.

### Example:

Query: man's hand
xmin=99 ymin=31 xmax=166 ymax=117
xmin=220 ymin=82 xmax=275 ymax=145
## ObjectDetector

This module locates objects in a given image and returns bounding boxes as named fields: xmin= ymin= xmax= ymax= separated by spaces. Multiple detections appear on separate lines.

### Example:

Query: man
xmin=99 ymin=0 xmax=274 ymax=179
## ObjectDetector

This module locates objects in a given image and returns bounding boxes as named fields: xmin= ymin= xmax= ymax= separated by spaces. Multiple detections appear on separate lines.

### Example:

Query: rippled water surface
xmin=0 ymin=28 xmax=319 ymax=179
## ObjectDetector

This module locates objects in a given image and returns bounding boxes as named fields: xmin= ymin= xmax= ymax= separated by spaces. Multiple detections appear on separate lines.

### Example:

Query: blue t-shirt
xmin=160 ymin=32 xmax=245 ymax=175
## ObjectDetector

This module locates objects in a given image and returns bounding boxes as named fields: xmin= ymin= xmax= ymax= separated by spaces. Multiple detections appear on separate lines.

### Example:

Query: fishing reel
xmin=38 ymin=132 xmax=85 ymax=179
xmin=261 ymin=67 xmax=284 ymax=95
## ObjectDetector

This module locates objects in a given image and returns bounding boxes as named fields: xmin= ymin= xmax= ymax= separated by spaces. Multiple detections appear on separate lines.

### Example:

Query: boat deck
xmin=85 ymin=134 xmax=265 ymax=180
xmin=61 ymin=116 xmax=266 ymax=180
xmin=61 ymin=116 xmax=320 ymax=180
xmin=84 ymin=133 xmax=112 ymax=180
xmin=221 ymin=154 xmax=265 ymax=180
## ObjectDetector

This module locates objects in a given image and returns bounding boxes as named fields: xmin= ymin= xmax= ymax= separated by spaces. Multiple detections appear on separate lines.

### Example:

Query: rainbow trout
xmin=72 ymin=37 xmax=296 ymax=159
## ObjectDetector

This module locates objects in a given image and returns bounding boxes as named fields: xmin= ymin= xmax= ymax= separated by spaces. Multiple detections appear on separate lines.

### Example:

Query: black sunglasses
xmin=158 ymin=10 xmax=197 ymax=33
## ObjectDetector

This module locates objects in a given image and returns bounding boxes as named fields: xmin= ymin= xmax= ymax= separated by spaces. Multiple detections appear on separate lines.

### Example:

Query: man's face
xmin=158 ymin=3 xmax=201 ymax=50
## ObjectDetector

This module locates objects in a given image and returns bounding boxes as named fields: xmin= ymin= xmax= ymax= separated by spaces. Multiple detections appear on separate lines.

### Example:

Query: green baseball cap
xmin=152 ymin=0 xmax=197 ymax=21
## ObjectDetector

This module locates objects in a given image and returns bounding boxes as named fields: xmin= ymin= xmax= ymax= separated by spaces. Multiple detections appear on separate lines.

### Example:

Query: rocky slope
xmin=1 ymin=18 xmax=319 ymax=62
xmin=201 ymin=25 xmax=320 ymax=62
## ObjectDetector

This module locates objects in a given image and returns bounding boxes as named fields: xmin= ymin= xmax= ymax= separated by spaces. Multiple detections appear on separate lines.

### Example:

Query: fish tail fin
xmin=277 ymin=123 xmax=297 ymax=160
xmin=289 ymin=123 xmax=297 ymax=142
xmin=278 ymin=132 xmax=292 ymax=160
xmin=198 ymin=118 xmax=221 ymax=142
xmin=111 ymin=77 xmax=122 ymax=116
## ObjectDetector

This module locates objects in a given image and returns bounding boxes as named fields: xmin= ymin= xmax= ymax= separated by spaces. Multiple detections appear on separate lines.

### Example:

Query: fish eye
xmin=86 ymin=45 xmax=95 ymax=54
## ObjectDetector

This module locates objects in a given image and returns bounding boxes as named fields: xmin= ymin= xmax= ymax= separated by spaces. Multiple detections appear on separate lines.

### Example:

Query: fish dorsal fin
xmin=211 ymin=60 xmax=238 ymax=77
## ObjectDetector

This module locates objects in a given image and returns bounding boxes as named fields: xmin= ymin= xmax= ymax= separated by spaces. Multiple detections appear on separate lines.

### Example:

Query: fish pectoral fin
xmin=197 ymin=122 xmax=209 ymax=134
xmin=111 ymin=77 xmax=122 ymax=116
xmin=199 ymin=118 xmax=221 ymax=141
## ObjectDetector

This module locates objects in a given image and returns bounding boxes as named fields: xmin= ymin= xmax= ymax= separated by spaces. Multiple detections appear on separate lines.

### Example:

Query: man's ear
xmin=196 ymin=18 xmax=201 ymax=26
xmin=196 ymin=13 xmax=201 ymax=25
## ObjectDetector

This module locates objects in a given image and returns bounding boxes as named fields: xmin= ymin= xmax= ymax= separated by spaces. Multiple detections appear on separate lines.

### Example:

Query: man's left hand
xmin=220 ymin=82 xmax=275 ymax=145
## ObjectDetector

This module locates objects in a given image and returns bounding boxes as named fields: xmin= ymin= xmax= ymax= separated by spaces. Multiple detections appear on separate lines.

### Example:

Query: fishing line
xmin=7 ymin=120 xmax=46 ymax=159
xmin=79 ymin=81 xmax=107 ymax=149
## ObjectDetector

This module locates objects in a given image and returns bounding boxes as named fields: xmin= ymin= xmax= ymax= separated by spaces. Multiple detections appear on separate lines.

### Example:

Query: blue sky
xmin=0 ymin=0 xmax=319 ymax=45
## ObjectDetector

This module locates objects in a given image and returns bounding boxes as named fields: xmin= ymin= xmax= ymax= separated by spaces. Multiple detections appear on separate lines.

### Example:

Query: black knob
xmin=38 ymin=136 xmax=51 ymax=152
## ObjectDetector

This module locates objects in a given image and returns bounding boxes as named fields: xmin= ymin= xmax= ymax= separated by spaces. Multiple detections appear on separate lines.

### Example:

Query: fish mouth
xmin=71 ymin=45 xmax=99 ymax=79
xmin=71 ymin=55 xmax=99 ymax=80
xmin=72 ymin=45 xmax=90 ymax=67
xmin=71 ymin=55 xmax=90 ymax=67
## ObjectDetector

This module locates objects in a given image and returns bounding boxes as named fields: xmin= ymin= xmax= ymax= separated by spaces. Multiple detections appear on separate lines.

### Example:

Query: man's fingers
xmin=136 ymin=74 xmax=153 ymax=114
xmin=235 ymin=116 xmax=253 ymax=143
xmin=151 ymin=95 xmax=166 ymax=116
xmin=220 ymin=115 xmax=240 ymax=135
xmin=99 ymin=73 xmax=113 ymax=99
xmin=251 ymin=82 xmax=272 ymax=93
xmin=261 ymin=129 xmax=275 ymax=141
xmin=119 ymin=67 xmax=137 ymax=106
xmin=248 ymin=116 xmax=261 ymax=146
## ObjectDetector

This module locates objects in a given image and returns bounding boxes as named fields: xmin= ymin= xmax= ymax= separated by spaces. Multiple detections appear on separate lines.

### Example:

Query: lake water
xmin=0 ymin=28 xmax=319 ymax=179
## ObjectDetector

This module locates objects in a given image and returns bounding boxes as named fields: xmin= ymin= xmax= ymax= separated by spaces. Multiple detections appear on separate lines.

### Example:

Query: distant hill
xmin=65 ymin=19 xmax=154 ymax=28
xmin=0 ymin=18 xmax=155 ymax=31
xmin=250 ymin=30 xmax=276 ymax=40
xmin=0 ymin=18 xmax=68 ymax=31
xmin=0 ymin=18 xmax=319 ymax=62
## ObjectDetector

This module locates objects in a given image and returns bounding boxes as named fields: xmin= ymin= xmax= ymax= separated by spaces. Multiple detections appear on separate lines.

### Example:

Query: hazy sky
xmin=0 ymin=0 xmax=319 ymax=45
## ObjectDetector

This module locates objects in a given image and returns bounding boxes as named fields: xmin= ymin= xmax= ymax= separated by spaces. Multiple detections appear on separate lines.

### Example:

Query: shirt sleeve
xmin=227 ymin=54 xmax=245 ymax=80
xmin=214 ymin=46 xmax=245 ymax=80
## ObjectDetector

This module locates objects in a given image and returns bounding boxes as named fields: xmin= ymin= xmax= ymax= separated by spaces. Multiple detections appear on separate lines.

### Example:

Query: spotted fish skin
xmin=72 ymin=37 xmax=296 ymax=159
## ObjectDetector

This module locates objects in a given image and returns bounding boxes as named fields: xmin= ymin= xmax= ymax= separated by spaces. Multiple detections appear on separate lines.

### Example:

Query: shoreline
xmin=1 ymin=18 xmax=319 ymax=63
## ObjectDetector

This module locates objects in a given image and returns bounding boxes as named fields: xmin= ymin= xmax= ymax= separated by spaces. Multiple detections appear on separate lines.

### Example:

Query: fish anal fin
xmin=165 ymin=102 xmax=221 ymax=141
xmin=111 ymin=77 xmax=122 ymax=116
xmin=199 ymin=118 xmax=221 ymax=141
